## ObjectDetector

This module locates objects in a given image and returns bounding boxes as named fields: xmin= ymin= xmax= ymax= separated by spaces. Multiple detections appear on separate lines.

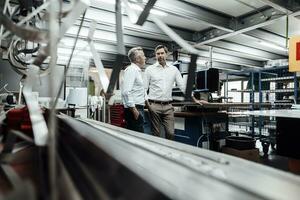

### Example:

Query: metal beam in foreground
xmin=57 ymin=116 xmax=300 ymax=200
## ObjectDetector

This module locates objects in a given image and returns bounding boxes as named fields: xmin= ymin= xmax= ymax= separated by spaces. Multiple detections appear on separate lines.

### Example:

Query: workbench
xmin=173 ymin=108 xmax=228 ymax=150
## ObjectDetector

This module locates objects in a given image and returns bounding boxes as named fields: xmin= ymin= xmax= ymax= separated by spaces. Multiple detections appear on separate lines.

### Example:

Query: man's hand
xmin=130 ymin=107 xmax=140 ymax=120
xmin=145 ymin=100 xmax=152 ymax=111
xmin=195 ymin=99 xmax=208 ymax=106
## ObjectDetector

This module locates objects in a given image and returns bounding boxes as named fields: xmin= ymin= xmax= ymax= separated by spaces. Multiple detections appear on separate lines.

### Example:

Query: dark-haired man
xmin=144 ymin=45 xmax=185 ymax=140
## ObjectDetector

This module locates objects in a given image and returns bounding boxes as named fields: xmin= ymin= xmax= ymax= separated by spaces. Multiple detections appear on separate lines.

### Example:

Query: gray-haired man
xmin=121 ymin=46 xmax=146 ymax=132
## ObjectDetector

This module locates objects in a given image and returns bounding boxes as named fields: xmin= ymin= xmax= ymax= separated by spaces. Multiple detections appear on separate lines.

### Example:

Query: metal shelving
xmin=226 ymin=67 xmax=299 ymax=145
xmin=261 ymin=76 xmax=300 ymax=82
xmin=261 ymin=89 xmax=299 ymax=93
xmin=232 ymin=89 xmax=299 ymax=93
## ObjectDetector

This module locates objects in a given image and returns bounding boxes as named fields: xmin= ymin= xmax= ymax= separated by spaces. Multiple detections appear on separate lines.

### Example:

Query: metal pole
xmin=225 ymin=74 xmax=228 ymax=103
xmin=251 ymin=72 xmax=255 ymax=137
xmin=241 ymin=80 xmax=244 ymax=103
xmin=294 ymin=72 xmax=298 ymax=104
xmin=209 ymin=46 xmax=213 ymax=68
xmin=48 ymin=0 xmax=59 ymax=199
xmin=103 ymin=96 xmax=106 ymax=123
xmin=258 ymin=71 xmax=262 ymax=137
xmin=205 ymin=70 xmax=207 ymax=90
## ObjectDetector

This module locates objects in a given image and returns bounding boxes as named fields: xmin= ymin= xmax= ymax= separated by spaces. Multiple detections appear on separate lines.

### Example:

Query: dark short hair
xmin=155 ymin=45 xmax=168 ymax=54
xmin=128 ymin=46 xmax=143 ymax=62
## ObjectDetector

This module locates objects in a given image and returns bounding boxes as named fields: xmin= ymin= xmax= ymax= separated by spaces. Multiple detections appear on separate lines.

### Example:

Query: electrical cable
xmin=196 ymin=114 xmax=210 ymax=148
xmin=196 ymin=134 xmax=207 ymax=147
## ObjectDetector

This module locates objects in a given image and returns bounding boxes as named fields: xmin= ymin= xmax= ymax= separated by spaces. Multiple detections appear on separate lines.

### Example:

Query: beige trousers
xmin=148 ymin=103 xmax=174 ymax=140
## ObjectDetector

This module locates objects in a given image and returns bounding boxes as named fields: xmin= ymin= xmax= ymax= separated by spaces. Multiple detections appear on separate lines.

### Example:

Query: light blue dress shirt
xmin=121 ymin=63 xmax=146 ymax=108
xmin=144 ymin=62 xmax=185 ymax=101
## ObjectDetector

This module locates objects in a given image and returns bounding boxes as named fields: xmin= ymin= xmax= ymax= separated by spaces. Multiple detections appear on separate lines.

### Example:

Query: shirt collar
xmin=155 ymin=61 xmax=170 ymax=68
xmin=131 ymin=63 xmax=141 ymax=71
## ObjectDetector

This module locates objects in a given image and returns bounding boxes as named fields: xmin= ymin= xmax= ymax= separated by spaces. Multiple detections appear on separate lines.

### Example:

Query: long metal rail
xmin=57 ymin=115 xmax=300 ymax=200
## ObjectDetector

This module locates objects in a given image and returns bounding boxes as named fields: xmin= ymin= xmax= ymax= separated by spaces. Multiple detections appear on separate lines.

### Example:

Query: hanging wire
xmin=286 ymin=14 xmax=289 ymax=48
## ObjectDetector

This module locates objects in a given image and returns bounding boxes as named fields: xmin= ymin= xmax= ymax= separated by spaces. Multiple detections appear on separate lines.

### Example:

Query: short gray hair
xmin=128 ymin=46 xmax=143 ymax=63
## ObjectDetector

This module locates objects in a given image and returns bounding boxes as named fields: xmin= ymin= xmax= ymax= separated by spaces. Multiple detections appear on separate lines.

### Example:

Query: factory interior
xmin=1 ymin=0 xmax=300 ymax=199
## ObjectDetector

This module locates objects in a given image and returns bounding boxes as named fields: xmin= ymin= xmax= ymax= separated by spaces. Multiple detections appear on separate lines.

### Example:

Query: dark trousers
xmin=124 ymin=107 xmax=144 ymax=133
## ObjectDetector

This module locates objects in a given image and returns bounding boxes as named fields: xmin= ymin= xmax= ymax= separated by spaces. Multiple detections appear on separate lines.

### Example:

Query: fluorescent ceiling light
xmin=218 ymin=68 xmax=241 ymax=72
xmin=129 ymin=4 xmax=167 ymax=16
xmin=129 ymin=4 xmax=143 ymax=11
xmin=66 ymin=26 xmax=79 ymax=35
xmin=150 ymin=9 xmax=168 ymax=16
xmin=89 ymin=67 xmax=99 ymax=73
xmin=95 ymin=0 xmax=167 ymax=16
xmin=57 ymin=48 xmax=92 ymax=58
xmin=74 ymin=50 xmax=92 ymax=57
xmin=259 ymin=41 xmax=288 ymax=52
xmin=59 ymin=38 xmax=88 ymax=49
xmin=58 ymin=55 xmax=87 ymax=62
xmin=179 ymin=57 xmax=190 ymax=62
xmin=197 ymin=60 xmax=207 ymax=65
xmin=58 ymin=48 xmax=72 ymax=55
xmin=65 ymin=25 xmax=115 ymax=41
xmin=94 ymin=0 xmax=115 ymax=5
xmin=179 ymin=57 xmax=208 ymax=65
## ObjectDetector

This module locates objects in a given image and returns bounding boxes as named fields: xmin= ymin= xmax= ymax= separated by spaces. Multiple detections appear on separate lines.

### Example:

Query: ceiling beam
xmin=242 ymin=29 xmax=287 ymax=46
xmin=153 ymin=0 xmax=233 ymax=31
xmin=193 ymin=7 xmax=291 ymax=46
xmin=58 ymin=34 xmax=263 ymax=69
xmin=206 ymin=40 xmax=286 ymax=60
xmin=179 ymin=48 xmax=264 ymax=68
xmin=60 ymin=35 xmax=160 ymax=58
xmin=84 ymin=7 xmax=194 ymax=41
xmin=58 ymin=39 xmax=155 ymax=56
xmin=256 ymin=0 xmax=300 ymax=13
xmin=90 ymin=0 xmax=233 ymax=32
xmin=212 ymin=61 xmax=242 ymax=71
xmin=61 ymin=1 xmax=271 ymax=69
xmin=64 ymin=27 xmax=170 ymax=51
xmin=136 ymin=0 xmax=157 ymax=25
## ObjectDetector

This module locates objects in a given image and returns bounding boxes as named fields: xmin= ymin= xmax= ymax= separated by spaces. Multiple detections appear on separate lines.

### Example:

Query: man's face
xmin=155 ymin=48 xmax=167 ymax=65
xmin=136 ymin=51 xmax=146 ymax=67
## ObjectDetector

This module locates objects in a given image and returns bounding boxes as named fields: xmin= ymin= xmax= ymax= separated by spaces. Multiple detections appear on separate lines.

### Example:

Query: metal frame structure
xmin=15 ymin=0 xmax=296 ymax=72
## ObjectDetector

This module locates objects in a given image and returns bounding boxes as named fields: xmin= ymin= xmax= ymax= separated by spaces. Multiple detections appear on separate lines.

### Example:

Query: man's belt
xmin=148 ymin=99 xmax=172 ymax=105
xmin=135 ymin=105 xmax=144 ymax=109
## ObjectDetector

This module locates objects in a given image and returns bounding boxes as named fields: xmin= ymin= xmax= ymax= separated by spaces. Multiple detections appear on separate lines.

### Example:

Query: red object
xmin=7 ymin=106 xmax=32 ymax=134
xmin=110 ymin=104 xmax=126 ymax=128
xmin=296 ymin=42 xmax=300 ymax=61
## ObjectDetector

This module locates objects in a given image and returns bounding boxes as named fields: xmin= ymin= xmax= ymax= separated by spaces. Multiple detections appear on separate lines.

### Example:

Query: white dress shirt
xmin=144 ymin=62 xmax=185 ymax=101
xmin=121 ymin=63 xmax=145 ymax=108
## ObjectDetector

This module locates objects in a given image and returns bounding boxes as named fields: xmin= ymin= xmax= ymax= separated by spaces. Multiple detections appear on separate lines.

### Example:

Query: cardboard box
xmin=222 ymin=146 xmax=260 ymax=162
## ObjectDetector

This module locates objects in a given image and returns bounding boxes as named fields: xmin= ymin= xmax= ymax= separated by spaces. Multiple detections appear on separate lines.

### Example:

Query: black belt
xmin=148 ymin=99 xmax=171 ymax=105
xmin=135 ymin=105 xmax=144 ymax=109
